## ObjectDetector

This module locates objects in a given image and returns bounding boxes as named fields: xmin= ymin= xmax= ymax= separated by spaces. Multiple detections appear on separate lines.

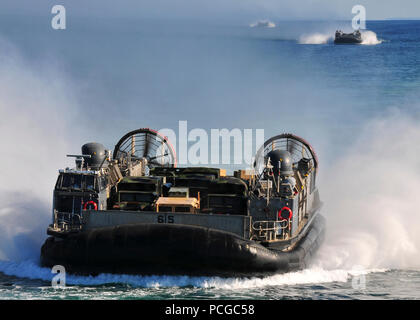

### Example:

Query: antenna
xmin=67 ymin=154 xmax=92 ymax=170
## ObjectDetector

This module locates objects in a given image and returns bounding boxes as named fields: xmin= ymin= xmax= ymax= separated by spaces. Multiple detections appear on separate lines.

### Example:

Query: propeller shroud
xmin=113 ymin=128 xmax=177 ymax=169
xmin=253 ymin=133 xmax=318 ymax=174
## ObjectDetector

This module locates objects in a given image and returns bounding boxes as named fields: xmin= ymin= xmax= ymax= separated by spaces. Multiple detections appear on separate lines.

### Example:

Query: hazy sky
xmin=1 ymin=0 xmax=419 ymax=21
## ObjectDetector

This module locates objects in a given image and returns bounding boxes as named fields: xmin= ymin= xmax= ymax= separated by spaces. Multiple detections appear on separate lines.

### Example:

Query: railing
xmin=252 ymin=219 xmax=291 ymax=241
xmin=52 ymin=210 xmax=83 ymax=232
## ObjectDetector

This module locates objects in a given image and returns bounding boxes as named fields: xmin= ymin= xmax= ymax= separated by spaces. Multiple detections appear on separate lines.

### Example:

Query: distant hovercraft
xmin=334 ymin=30 xmax=363 ymax=44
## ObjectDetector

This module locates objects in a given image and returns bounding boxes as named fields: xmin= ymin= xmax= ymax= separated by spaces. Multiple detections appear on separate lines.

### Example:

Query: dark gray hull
xmin=334 ymin=36 xmax=362 ymax=44
xmin=41 ymin=214 xmax=325 ymax=277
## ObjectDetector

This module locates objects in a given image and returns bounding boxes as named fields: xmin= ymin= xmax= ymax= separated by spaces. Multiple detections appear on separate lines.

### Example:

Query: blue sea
xmin=0 ymin=16 xmax=420 ymax=299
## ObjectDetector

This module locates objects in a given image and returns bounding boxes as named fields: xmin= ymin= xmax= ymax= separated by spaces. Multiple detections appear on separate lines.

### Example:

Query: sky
xmin=1 ymin=0 xmax=419 ymax=21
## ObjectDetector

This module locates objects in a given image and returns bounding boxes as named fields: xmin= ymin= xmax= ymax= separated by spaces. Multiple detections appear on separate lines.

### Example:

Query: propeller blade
xmin=149 ymin=153 xmax=169 ymax=161
xmin=143 ymin=133 xmax=150 ymax=158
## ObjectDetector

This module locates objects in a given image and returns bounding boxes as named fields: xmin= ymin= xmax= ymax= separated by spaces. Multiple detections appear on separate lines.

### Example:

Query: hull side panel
xmin=41 ymin=215 xmax=325 ymax=277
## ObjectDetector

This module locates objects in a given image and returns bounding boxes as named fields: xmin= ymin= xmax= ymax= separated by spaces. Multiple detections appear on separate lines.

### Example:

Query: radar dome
xmin=266 ymin=150 xmax=293 ymax=176
xmin=81 ymin=142 xmax=107 ymax=170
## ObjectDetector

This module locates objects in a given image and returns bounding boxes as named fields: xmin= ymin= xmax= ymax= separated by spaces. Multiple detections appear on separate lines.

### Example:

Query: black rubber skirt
xmin=41 ymin=215 xmax=325 ymax=277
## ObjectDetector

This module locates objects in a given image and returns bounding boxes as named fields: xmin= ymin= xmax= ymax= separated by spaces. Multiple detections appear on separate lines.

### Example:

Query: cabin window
xmin=61 ymin=174 xmax=72 ymax=188
xmin=85 ymin=175 xmax=95 ymax=191
xmin=73 ymin=175 xmax=82 ymax=189
xmin=57 ymin=173 xmax=98 ymax=191
xmin=159 ymin=206 xmax=173 ymax=212
xmin=175 ymin=206 xmax=190 ymax=213
xmin=55 ymin=175 xmax=63 ymax=189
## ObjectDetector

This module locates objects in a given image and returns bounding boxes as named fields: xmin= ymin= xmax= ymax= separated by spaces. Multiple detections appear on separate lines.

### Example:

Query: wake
xmin=361 ymin=30 xmax=383 ymax=45
xmin=298 ymin=33 xmax=332 ymax=44
xmin=249 ymin=20 xmax=276 ymax=28
xmin=298 ymin=30 xmax=382 ymax=45
xmin=0 ymin=260 xmax=386 ymax=289
xmin=315 ymin=112 xmax=420 ymax=270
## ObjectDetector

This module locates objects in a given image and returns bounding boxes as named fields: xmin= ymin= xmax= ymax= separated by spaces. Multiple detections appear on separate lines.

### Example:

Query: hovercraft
xmin=41 ymin=129 xmax=325 ymax=277
xmin=334 ymin=30 xmax=363 ymax=44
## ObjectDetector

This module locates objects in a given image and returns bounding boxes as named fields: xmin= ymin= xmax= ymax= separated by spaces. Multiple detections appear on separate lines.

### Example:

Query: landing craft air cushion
xmin=334 ymin=30 xmax=363 ymax=44
xmin=41 ymin=128 xmax=325 ymax=276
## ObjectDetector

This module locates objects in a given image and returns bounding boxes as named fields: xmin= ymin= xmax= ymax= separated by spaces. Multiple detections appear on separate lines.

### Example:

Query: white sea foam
xmin=315 ymin=111 xmax=420 ymax=270
xmin=299 ymin=30 xmax=382 ymax=45
xmin=0 ymin=260 xmax=386 ymax=289
xmin=361 ymin=30 xmax=383 ymax=45
xmin=0 ymin=38 xmax=84 ymax=262
xmin=298 ymin=33 xmax=332 ymax=44
xmin=249 ymin=20 xmax=276 ymax=28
